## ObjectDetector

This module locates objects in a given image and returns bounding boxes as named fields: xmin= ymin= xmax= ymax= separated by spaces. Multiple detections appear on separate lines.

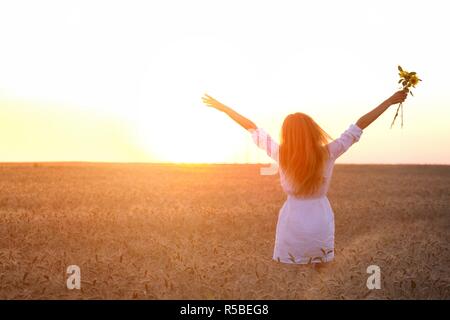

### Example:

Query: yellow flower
xmin=399 ymin=70 xmax=409 ymax=79
xmin=392 ymin=65 xmax=421 ymax=128
xmin=409 ymin=75 xmax=419 ymax=86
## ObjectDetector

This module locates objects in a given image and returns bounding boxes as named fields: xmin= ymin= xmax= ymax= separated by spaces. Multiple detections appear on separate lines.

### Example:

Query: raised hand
xmin=387 ymin=89 xmax=408 ymax=106
xmin=201 ymin=93 xmax=257 ymax=130
xmin=201 ymin=94 xmax=226 ymax=112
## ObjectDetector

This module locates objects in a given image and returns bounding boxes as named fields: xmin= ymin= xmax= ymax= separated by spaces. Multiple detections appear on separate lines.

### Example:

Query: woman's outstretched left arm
xmin=355 ymin=89 xmax=408 ymax=130
xmin=202 ymin=94 xmax=257 ymax=130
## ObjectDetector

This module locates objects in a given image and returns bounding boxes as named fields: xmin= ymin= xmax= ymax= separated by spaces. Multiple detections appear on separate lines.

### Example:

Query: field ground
xmin=0 ymin=163 xmax=449 ymax=299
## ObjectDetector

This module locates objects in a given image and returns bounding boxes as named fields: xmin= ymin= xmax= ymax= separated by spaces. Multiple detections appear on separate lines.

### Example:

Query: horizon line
xmin=0 ymin=161 xmax=449 ymax=166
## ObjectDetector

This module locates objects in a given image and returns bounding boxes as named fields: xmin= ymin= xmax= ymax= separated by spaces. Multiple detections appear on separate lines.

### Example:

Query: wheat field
xmin=0 ymin=163 xmax=449 ymax=299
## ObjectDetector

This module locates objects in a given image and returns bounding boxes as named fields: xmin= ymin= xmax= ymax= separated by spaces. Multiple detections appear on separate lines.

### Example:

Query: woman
xmin=202 ymin=89 xmax=408 ymax=265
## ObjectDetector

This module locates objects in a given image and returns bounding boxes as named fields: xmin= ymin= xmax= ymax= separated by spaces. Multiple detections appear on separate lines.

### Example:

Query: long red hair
xmin=279 ymin=113 xmax=332 ymax=197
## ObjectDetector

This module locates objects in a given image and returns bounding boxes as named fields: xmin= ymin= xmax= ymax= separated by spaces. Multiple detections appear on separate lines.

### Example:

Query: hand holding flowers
xmin=390 ymin=65 xmax=422 ymax=128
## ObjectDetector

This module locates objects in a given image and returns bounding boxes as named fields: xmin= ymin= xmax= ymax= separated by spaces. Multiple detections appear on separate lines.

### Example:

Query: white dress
xmin=249 ymin=124 xmax=363 ymax=264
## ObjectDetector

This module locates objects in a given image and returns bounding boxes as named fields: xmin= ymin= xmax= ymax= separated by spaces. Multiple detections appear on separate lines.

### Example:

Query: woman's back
xmin=249 ymin=123 xmax=363 ymax=198
xmin=248 ymin=123 xmax=363 ymax=263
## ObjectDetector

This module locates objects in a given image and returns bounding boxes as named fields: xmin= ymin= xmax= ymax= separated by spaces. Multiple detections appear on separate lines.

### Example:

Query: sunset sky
xmin=1 ymin=0 xmax=449 ymax=164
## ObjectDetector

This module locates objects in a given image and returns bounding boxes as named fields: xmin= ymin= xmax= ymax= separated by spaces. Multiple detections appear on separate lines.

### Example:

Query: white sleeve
xmin=248 ymin=128 xmax=279 ymax=162
xmin=327 ymin=124 xmax=363 ymax=159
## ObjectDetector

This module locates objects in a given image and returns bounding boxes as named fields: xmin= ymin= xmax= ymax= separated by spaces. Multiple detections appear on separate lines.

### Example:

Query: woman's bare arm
xmin=201 ymin=94 xmax=257 ymax=130
xmin=356 ymin=89 xmax=408 ymax=130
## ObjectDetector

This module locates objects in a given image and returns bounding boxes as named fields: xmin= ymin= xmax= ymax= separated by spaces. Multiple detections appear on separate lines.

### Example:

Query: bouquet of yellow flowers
xmin=391 ymin=65 xmax=422 ymax=128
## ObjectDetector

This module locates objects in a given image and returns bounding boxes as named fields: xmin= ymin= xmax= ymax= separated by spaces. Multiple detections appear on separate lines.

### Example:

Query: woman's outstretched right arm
xmin=356 ymin=89 xmax=408 ymax=130
xmin=202 ymin=94 xmax=278 ymax=162
xmin=201 ymin=94 xmax=257 ymax=130
xmin=328 ymin=89 xmax=409 ymax=159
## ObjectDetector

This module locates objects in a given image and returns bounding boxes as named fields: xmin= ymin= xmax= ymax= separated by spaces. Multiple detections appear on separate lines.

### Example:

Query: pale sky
xmin=1 ymin=0 xmax=449 ymax=164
